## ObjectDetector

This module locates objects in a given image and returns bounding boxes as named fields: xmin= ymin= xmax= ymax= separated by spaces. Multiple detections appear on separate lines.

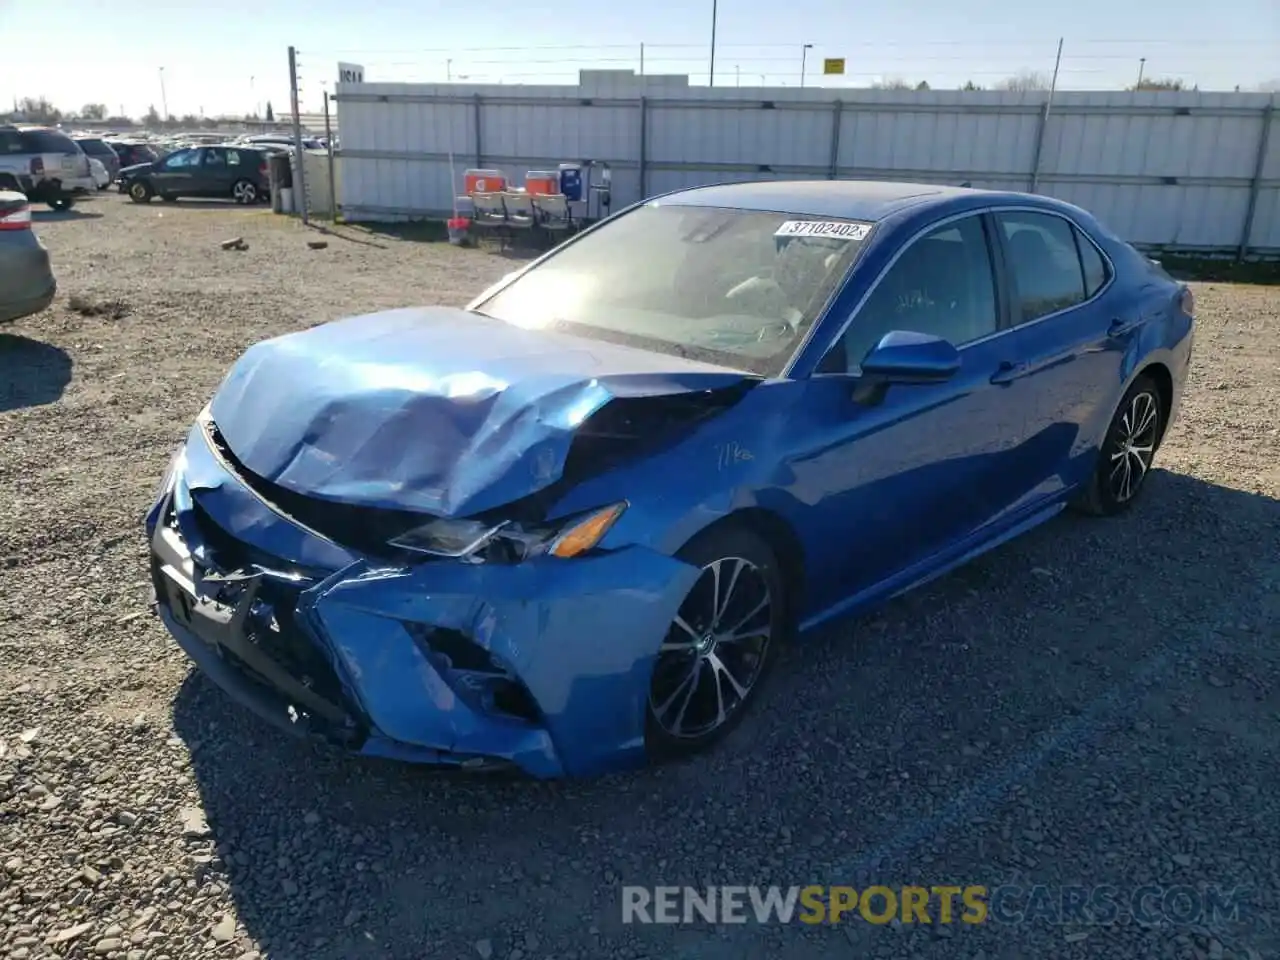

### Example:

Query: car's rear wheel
xmin=129 ymin=181 xmax=153 ymax=203
xmin=48 ymin=196 xmax=74 ymax=212
xmin=1074 ymin=374 xmax=1164 ymax=516
xmin=160 ymin=194 xmax=178 ymax=203
xmin=231 ymin=179 xmax=258 ymax=204
xmin=646 ymin=524 xmax=785 ymax=760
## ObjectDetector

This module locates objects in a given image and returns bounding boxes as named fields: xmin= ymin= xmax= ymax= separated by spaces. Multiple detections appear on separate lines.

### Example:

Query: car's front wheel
xmin=646 ymin=524 xmax=785 ymax=760
xmin=1075 ymin=373 xmax=1164 ymax=516
xmin=128 ymin=181 xmax=153 ymax=203
xmin=48 ymin=196 xmax=74 ymax=212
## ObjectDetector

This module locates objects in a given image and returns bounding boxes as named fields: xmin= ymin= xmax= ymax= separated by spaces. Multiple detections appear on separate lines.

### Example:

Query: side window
xmin=832 ymin=215 xmax=998 ymax=372
xmin=162 ymin=149 xmax=197 ymax=169
xmin=0 ymin=131 xmax=19 ymax=154
xmin=996 ymin=211 xmax=1086 ymax=323
xmin=225 ymin=150 xmax=241 ymax=166
xmin=1074 ymin=227 xmax=1110 ymax=298
xmin=200 ymin=148 xmax=226 ymax=167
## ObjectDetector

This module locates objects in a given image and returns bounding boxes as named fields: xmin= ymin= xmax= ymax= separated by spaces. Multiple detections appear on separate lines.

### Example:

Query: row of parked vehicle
xmin=1 ymin=123 xmax=329 ymax=211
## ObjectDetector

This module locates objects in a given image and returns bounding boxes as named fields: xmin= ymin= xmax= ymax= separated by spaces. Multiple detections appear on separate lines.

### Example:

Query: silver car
xmin=0 ymin=191 xmax=56 ymax=324
xmin=0 ymin=124 xmax=95 ymax=211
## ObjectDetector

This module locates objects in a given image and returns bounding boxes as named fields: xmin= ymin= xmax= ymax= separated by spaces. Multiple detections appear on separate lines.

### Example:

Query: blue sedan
xmin=146 ymin=180 xmax=1195 ymax=778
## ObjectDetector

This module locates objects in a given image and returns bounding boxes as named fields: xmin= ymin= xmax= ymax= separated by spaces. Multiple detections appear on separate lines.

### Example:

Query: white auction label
xmin=774 ymin=220 xmax=871 ymax=240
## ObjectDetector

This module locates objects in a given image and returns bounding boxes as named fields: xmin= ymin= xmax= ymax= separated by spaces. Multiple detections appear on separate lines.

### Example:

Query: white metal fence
xmin=332 ymin=71 xmax=1278 ymax=256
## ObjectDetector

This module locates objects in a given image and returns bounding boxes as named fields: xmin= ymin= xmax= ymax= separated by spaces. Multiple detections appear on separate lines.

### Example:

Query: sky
xmin=1 ymin=0 xmax=1277 ymax=119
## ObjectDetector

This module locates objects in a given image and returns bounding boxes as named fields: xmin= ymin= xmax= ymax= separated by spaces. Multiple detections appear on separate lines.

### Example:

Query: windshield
xmin=474 ymin=202 xmax=872 ymax=376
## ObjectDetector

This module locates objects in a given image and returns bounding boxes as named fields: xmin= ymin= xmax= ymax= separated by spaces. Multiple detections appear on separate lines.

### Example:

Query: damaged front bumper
xmin=147 ymin=424 xmax=698 ymax=779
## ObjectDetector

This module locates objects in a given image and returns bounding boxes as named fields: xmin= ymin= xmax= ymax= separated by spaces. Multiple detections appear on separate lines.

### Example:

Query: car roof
xmin=655 ymin=179 xmax=1008 ymax=222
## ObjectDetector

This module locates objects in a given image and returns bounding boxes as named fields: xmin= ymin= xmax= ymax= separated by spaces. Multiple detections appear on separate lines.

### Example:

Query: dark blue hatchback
xmin=146 ymin=180 xmax=1194 ymax=778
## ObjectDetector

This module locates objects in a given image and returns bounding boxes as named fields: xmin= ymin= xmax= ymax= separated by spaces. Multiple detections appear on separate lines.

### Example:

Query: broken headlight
xmin=389 ymin=502 xmax=627 ymax=563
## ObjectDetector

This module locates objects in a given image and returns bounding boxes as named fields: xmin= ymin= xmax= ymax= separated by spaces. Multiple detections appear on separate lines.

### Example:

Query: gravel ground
xmin=1 ymin=194 xmax=1277 ymax=960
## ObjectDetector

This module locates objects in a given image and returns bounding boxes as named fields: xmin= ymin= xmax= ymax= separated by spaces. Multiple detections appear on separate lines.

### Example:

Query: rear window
xmin=76 ymin=138 xmax=116 ymax=156
xmin=19 ymin=130 xmax=81 ymax=154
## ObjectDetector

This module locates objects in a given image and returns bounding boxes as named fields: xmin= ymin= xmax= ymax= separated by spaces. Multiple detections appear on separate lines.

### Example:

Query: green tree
xmin=1129 ymin=77 xmax=1185 ymax=91
xmin=79 ymin=103 xmax=107 ymax=120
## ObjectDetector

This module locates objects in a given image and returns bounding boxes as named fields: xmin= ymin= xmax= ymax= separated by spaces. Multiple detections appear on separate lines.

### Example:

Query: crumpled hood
xmin=209 ymin=306 xmax=752 ymax=518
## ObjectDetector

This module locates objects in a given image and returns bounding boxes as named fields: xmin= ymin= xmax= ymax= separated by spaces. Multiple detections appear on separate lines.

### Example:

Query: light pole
xmin=158 ymin=66 xmax=168 ymax=121
xmin=1135 ymin=57 xmax=1146 ymax=89
xmin=447 ymin=59 xmax=453 ymax=82
xmin=735 ymin=65 xmax=740 ymax=87
xmin=800 ymin=43 xmax=813 ymax=88
xmin=708 ymin=0 xmax=718 ymax=87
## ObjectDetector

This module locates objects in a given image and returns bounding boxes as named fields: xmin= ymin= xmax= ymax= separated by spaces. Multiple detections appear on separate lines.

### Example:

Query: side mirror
xmin=860 ymin=330 xmax=961 ymax=384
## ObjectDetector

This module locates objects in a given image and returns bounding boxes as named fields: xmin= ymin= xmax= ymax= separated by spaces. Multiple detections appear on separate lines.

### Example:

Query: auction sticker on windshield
xmin=774 ymin=220 xmax=872 ymax=240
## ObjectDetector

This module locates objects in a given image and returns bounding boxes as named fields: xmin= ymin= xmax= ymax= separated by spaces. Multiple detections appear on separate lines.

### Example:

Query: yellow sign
xmin=823 ymin=58 xmax=845 ymax=76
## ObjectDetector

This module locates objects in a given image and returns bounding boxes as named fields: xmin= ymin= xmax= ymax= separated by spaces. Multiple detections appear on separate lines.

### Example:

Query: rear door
xmin=197 ymin=147 xmax=234 ymax=197
xmin=21 ymin=129 xmax=87 ymax=180
xmin=989 ymin=208 xmax=1127 ymax=502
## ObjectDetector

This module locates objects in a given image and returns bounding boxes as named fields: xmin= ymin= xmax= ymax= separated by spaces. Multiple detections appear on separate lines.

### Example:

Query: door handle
xmin=990 ymin=360 xmax=1028 ymax=385
xmin=1108 ymin=317 xmax=1142 ymax=339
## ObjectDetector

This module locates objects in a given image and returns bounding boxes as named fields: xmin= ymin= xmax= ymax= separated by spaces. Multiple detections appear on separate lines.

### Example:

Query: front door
xmin=786 ymin=213 xmax=1039 ymax=613
xmin=151 ymin=148 xmax=200 ymax=197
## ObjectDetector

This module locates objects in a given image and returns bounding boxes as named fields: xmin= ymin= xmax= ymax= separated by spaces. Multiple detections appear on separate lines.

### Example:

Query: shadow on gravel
xmin=172 ymin=470 xmax=1280 ymax=960
xmin=0 ymin=334 xmax=72 ymax=412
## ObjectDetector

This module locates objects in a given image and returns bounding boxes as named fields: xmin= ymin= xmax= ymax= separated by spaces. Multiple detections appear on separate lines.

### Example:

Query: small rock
xmin=39 ymin=795 xmax=64 ymax=811
xmin=282 ymin=878 xmax=299 ymax=897
xmin=307 ymin=240 xmax=329 ymax=250
xmin=220 ymin=237 xmax=245 ymax=250
xmin=1065 ymin=931 xmax=1089 ymax=943
xmin=19 ymin=727 xmax=39 ymax=742
xmin=1172 ymin=853 xmax=1193 ymax=867
xmin=94 ymin=938 xmax=123 ymax=954
xmin=117 ymin=810 xmax=139 ymax=827
xmin=46 ymin=922 xmax=95 ymax=945
xmin=211 ymin=915 xmax=236 ymax=942
xmin=475 ymin=940 xmax=494 ymax=959
xmin=179 ymin=806 xmax=211 ymax=838
xmin=303 ymin=811 xmax=321 ymax=826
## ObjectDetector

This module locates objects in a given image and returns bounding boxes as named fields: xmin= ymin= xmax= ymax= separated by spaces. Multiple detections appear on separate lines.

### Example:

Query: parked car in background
xmin=106 ymin=141 xmax=159 ymax=172
xmin=144 ymin=180 xmax=1195 ymax=778
xmin=120 ymin=144 xmax=271 ymax=204
xmin=0 ymin=125 xmax=95 ymax=211
xmin=88 ymin=157 xmax=111 ymax=189
xmin=73 ymin=136 xmax=121 ymax=182
xmin=0 ymin=191 xmax=56 ymax=324
xmin=238 ymin=133 xmax=324 ymax=152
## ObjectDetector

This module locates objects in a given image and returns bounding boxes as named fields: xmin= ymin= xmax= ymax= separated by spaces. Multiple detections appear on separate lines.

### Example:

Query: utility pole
xmin=708 ymin=0 xmax=718 ymax=86
xmin=801 ymin=43 xmax=813 ymax=88
xmin=288 ymin=45 xmax=309 ymax=225
xmin=158 ymin=67 xmax=168 ymax=120
xmin=1136 ymin=57 xmax=1146 ymax=89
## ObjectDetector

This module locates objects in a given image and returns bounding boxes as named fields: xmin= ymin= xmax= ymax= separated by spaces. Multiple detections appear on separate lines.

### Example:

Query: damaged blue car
xmin=147 ymin=180 xmax=1194 ymax=778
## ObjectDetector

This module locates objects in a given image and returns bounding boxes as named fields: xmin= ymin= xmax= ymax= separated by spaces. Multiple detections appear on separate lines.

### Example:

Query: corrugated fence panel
xmin=648 ymin=105 xmax=833 ymax=169
xmin=333 ymin=81 xmax=1278 ymax=252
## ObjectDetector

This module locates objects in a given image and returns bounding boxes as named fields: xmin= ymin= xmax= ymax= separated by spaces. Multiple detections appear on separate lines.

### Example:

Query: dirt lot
xmin=1 ymin=194 xmax=1278 ymax=960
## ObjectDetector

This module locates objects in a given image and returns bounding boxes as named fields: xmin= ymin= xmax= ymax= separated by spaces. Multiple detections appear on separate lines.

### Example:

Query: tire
xmin=1073 ymin=373 xmax=1164 ymax=516
xmin=128 ymin=181 xmax=153 ymax=203
xmin=645 ymin=524 xmax=786 ymax=761
xmin=160 ymin=194 xmax=178 ymax=203
xmin=231 ymin=179 xmax=258 ymax=204
xmin=48 ymin=197 xmax=74 ymax=212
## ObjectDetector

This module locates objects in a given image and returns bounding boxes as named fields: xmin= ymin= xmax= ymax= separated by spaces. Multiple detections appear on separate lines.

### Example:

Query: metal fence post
xmin=288 ymin=45 xmax=309 ymax=225
xmin=323 ymin=91 xmax=337 ymax=221
xmin=639 ymin=96 xmax=648 ymax=199
xmin=828 ymin=100 xmax=843 ymax=179
xmin=1237 ymin=99 xmax=1275 ymax=262
xmin=473 ymin=94 xmax=483 ymax=169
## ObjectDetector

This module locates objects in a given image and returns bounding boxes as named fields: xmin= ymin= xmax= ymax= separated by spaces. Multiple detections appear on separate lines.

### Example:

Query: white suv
xmin=0 ymin=124 xmax=96 ymax=211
